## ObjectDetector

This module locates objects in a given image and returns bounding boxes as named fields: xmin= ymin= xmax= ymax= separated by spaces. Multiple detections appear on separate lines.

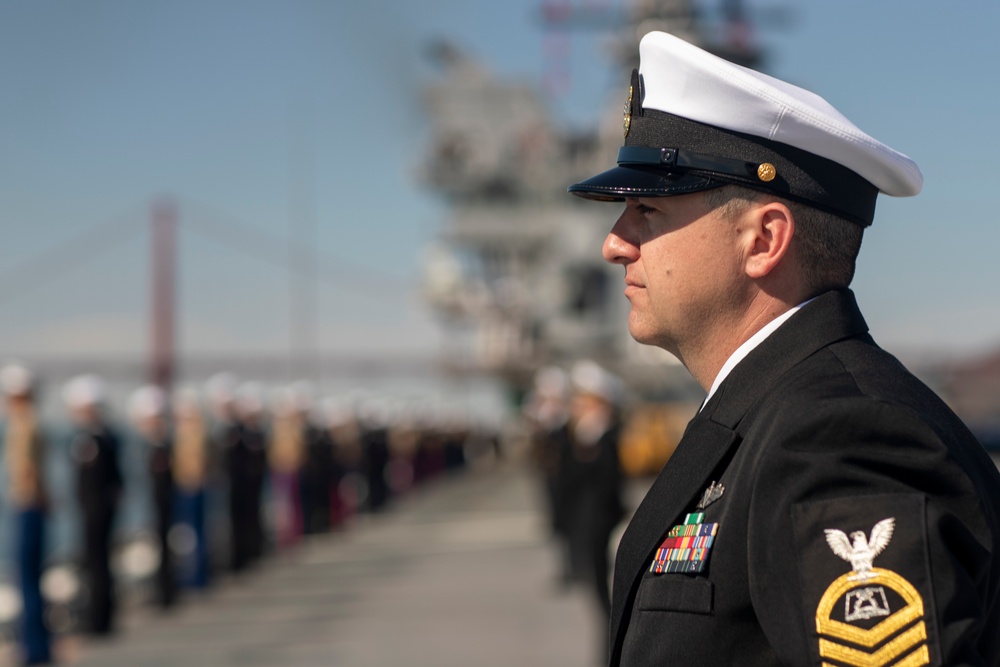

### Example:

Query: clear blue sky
xmin=1 ymin=0 xmax=998 ymax=364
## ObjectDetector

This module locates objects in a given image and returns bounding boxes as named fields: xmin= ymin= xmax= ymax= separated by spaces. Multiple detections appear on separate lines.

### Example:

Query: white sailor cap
xmin=0 ymin=362 xmax=35 ymax=396
xmin=268 ymin=386 xmax=296 ymax=417
xmin=287 ymin=380 xmax=316 ymax=413
xmin=128 ymin=385 xmax=167 ymax=422
xmin=532 ymin=366 xmax=569 ymax=399
xmin=234 ymin=381 xmax=265 ymax=417
xmin=172 ymin=385 xmax=202 ymax=417
xmin=569 ymin=32 xmax=923 ymax=227
xmin=320 ymin=396 xmax=354 ymax=428
xmin=570 ymin=360 xmax=622 ymax=405
xmin=204 ymin=372 xmax=238 ymax=406
xmin=62 ymin=374 xmax=107 ymax=409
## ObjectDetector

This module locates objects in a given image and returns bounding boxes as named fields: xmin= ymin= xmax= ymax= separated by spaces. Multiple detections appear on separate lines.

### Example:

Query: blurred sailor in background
xmin=358 ymin=398 xmax=391 ymax=513
xmin=565 ymin=360 xmax=624 ymax=626
xmin=171 ymin=386 xmax=211 ymax=589
xmin=1 ymin=362 xmax=53 ymax=664
xmin=128 ymin=384 xmax=175 ymax=609
xmin=522 ymin=366 xmax=574 ymax=588
xmin=231 ymin=382 xmax=268 ymax=569
xmin=62 ymin=373 xmax=123 ymax=636
xmin=321 ymin=397 xmax=358 ymax=527
xmin=206 ymin=374 xmax=264 ymax=572
xmin=267 ymin=386 xmax=304 ymax=552
xmin=291 ymin=382 xmax=336 ymax=536
xmin=204 ymin=372 xmax=244 ymax=572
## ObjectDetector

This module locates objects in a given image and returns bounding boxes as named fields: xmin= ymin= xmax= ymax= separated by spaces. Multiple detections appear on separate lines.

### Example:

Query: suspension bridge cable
xmin=178 ymin=197 xmax=414 ymax=297
xmin=0 ymin=204 xmax=146 ymax=307
xmin=0 ymin=197 xmax=422 ymax=310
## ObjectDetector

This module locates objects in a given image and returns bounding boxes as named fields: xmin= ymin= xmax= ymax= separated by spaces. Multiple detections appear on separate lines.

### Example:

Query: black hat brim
xmin=568 ymin=165 xmax=721 ymax=202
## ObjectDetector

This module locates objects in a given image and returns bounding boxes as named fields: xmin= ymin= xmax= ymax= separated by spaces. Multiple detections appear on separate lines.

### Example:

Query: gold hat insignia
xmin=623 ymin=85 xmax=633 ymax=138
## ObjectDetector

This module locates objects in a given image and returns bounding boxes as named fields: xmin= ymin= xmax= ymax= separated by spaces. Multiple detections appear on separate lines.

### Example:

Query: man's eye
xmin=636 ymin=203 xmax=656 ymax=216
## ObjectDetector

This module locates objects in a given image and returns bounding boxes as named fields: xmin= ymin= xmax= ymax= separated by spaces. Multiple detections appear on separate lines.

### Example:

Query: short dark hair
xmin=702 ymin=185 xmax=864 ymax=294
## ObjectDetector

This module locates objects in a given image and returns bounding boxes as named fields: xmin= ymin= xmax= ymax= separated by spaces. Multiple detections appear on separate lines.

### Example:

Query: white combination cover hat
xmin=569 ymin=32 xmax=923 ymax=227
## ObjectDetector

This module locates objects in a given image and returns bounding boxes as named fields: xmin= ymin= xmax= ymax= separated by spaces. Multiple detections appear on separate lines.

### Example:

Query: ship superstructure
xmin=419 ymin=0 xmax=770 ymax=402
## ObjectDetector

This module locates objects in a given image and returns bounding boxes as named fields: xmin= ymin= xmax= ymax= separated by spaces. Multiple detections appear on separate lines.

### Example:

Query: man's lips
xmin=623 ymin=280 xmax=644 ymax=297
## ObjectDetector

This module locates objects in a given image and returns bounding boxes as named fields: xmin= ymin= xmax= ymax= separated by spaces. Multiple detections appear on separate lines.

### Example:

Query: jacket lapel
xmin=609 ymin=406 xmax=739 ymax=663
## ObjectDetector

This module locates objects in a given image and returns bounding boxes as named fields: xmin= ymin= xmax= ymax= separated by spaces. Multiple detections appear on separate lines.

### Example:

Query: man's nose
xmin=602 ymin=214 xmax=638 ymax=265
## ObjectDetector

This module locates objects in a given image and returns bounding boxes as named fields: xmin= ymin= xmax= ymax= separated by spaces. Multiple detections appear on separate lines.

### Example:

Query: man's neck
xmin=681 ymin=292 xmax=799 ymax=391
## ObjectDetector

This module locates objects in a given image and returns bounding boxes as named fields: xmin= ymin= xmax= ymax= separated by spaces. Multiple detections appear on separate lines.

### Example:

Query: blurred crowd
xmin=0 ymin=362 xmax=498 ymax=666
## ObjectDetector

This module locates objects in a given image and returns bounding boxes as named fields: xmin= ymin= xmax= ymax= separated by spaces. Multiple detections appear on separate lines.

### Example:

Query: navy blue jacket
xmin=611 ymin=289 xmax=1000 ymax=667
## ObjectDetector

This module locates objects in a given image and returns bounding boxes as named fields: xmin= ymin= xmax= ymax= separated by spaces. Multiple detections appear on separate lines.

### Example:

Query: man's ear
xmin=742 ymin=202 xmax=794 ymax=280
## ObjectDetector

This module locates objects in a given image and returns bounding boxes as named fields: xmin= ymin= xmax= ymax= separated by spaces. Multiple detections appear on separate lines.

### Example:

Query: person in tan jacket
xmin=2 ymin=362 xmax=52 ymax=664
xmin=171 ymin=386 xmax=211 ymax=589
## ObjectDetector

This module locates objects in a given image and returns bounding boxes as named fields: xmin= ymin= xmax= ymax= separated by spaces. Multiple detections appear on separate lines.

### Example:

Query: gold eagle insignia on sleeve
xmin=815 ymin=517 xmax=929 ymax=667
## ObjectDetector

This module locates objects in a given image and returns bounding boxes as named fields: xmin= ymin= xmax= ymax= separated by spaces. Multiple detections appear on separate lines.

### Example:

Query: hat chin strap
xmin=617 ymin=146 xmax=772 ymax=186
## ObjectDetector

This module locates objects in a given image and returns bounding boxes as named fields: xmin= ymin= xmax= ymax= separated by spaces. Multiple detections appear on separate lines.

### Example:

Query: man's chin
xmin=627 ymin=318 xmax=677 ymax=354
xmin=627 ymin=321 xmax=660 ymax=348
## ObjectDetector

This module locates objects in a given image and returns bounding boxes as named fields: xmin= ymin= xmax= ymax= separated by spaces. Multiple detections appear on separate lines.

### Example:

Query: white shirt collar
xmin=701 ymin=299 xmax=814 ymax=411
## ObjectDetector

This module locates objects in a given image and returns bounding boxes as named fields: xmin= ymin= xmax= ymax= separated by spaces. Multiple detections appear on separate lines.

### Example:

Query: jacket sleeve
xmin=744 ymin=395 xmax=997 ymax=667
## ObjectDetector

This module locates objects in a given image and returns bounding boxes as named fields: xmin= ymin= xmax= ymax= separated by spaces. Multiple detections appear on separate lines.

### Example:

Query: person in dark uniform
xmin=63 ymin=374 xmax=124 ymax=637
xmin=205 ymin=373 xmax=265 ymax=573
xmin=441 ymin=413 xmax=468 ymax=473
xmin=568 ymin=32 xmax=1000 ymax=667
xmin=523 ymin=366 xmax=575 ymax=588
xmin=300 ymin=419 xmax=335 ymax=534
xmin=128 ymin=385 xmax=176 ymax=609
xmin=1 ymin=363 xmax=52 ymax=664
xmin=288 ymin=383 xmax=335 ymax=536
xmin=233 ymin=382 xmax=269 ymax=564
xmin=563 ymin=360 xmax=624 ymax=626
xmin=358 ymin=400 xmax=391 ymax=513
xmin=320 ymin=398 xmax=355 ymax=528
xmin=205 ymin=373 xmax=246 ymax=572
xmin=412 ymin=416 xmax=446 ymax=486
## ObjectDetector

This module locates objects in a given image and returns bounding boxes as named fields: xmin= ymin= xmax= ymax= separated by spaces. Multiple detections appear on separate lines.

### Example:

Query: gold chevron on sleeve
xmin=820 ymin=644 xmax=929 ymax=667
xmin=816 ymin=568 xmax=924 ymax=648
xmin=819 ymin=621 xmax=927 ymax=667
xmin=815 ymin=567 xmax=929 ymax=667
xmin=891 ymin=645 xmax=931 ymax=667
